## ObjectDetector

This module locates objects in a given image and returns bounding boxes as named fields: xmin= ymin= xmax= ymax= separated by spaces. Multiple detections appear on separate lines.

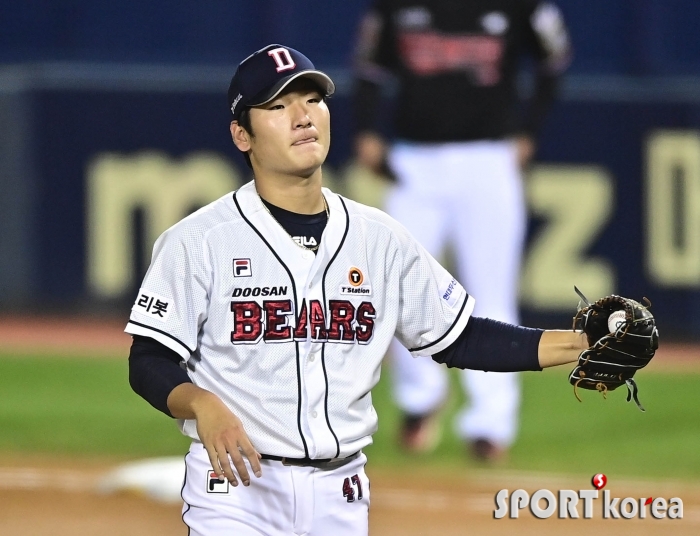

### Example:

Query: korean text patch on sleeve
xmin=132 ymin=289 xmax=173 ymax=323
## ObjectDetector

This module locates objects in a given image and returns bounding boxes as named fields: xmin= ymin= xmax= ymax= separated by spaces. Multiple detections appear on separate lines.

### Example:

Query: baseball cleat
xmin=469 ymin=438 xmax=507 ymax=463
xmin=399 ymin=412 xmax=442 ymax=454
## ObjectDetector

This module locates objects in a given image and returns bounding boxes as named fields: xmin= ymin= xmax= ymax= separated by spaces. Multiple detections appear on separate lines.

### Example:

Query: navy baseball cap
xmin=228 ymin=44 xmax=335 ymax=121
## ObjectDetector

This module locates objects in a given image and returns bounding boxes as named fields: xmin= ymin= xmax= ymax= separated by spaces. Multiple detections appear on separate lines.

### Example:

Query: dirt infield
xmin=0 ymin=315 xmax=698 ymax=534
xmin=0 ymin=315 xmax=132 ymax=357
xmin=0 ymin=456 xmax=699 ymax=535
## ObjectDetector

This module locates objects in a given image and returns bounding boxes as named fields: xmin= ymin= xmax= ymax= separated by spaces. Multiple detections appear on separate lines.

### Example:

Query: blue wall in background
xmin=0 ymin=0 xmax=371 ymax=69
xmin=2 ymin=1 xmax=700 ymax=338
xmin=1 ymin=0 xmax=700 ymax=74
xmin=11 ymin=85 xmax=699 ymax=338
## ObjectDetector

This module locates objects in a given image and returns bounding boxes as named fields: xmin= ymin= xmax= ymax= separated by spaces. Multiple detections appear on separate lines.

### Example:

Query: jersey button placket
xmin=298 ymin=263 xmax=334 ymax=457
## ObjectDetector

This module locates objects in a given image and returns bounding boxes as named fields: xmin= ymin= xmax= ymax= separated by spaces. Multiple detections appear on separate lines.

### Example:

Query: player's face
xmin=245 ymin=80 xmax=330 ymax=178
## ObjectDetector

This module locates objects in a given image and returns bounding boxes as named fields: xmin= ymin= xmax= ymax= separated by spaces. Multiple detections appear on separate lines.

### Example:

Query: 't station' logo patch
xmin=342 ymin=267 xmax=371 ymax=295
xmin=348 ymin=267 xmax=364 ymax=286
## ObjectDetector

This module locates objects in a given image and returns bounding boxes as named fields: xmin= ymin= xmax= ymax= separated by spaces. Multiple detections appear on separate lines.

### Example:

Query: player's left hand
xmin=355 ymin=131 xmax=388 ymax=174
xmin=568 ymin=288 xmax=659 ymax=411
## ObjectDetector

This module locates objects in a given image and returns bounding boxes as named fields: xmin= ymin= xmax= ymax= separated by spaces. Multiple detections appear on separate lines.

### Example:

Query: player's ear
xmin=231 ymin=121 xmax=251 ymax=152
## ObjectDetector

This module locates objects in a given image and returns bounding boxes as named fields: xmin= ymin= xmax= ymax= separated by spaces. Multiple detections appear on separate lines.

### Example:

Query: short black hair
xmin=237 ymin=107 xmax=254 ymax=169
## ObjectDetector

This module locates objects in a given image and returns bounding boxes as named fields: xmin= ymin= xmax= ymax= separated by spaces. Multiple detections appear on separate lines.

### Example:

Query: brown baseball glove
xmin=569 ymin=287 xmax=659 ymax=411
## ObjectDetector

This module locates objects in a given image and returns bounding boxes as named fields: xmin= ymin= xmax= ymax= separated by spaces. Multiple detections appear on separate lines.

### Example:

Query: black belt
xmin=260 ymin=451 xmax=360 ymax=469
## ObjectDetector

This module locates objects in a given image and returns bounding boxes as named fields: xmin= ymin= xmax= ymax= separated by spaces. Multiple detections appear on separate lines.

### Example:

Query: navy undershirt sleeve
xmin=128 ymin=335 xmax=192 ymax=417
xmin=432 ymin=316 xmax=544 ymax=372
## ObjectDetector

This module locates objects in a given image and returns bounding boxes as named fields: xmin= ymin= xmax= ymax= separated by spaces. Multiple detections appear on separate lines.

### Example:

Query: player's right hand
xmin=190 ymin=390 xmax=263 ymax=487
xmin=513 ymin=135 xmax=536 ymax=169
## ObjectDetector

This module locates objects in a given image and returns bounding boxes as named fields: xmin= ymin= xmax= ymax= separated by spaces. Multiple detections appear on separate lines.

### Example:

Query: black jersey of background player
xmin=353 ymin=0 xmax=572 ymax=142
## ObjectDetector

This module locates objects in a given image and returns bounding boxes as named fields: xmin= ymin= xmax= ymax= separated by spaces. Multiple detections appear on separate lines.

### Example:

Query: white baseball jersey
xmin=125 ymin=180 xmax=474 ymax=459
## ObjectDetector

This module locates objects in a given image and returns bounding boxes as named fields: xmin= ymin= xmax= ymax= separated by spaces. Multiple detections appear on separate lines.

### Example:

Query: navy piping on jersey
xmin=320 ymin=343 xmax=340 ymax=459
xmin=293 ymin=341 xmax=306 ymax=456
xmin=181 ymin=451 xmax=191 ymax=535
xmin=319 ymin=196 xmax=350 ymax=458
xmin=232 ymin=191 xmax=310 ymax=459
xmin=408 ymin=291 xmax=471 ymax=353
xmin=128 ymin=320 xmax=194 ymax=354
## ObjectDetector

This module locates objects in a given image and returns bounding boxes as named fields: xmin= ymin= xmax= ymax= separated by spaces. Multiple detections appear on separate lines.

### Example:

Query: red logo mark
xmin=645 ymin=497 xmax=653 ymax=505
xmin=592 ymin=473 xmax=607 ymax=490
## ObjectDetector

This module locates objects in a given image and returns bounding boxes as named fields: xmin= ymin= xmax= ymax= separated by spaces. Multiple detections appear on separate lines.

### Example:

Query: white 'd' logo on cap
xmin=267 ymin=47 xmax=296 ymax=73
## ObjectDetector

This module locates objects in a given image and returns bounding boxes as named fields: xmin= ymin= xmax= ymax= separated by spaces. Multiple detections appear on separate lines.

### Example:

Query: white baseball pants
xmin=386 ymin=140 xmax=526 ymax=447
xmin=182 ymin=442 xmax=370 ymax=536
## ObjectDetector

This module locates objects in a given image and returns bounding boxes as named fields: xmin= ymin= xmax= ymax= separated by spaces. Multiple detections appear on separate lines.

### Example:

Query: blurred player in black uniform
xmin=352 ymin=0 xmax=571 ymax=460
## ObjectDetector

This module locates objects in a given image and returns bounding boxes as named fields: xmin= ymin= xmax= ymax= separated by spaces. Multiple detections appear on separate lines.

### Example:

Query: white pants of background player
xmin=387 ymin=140 xmax=526 ymax=447
xmin=182 ymin=442 xmax=370 ymax=535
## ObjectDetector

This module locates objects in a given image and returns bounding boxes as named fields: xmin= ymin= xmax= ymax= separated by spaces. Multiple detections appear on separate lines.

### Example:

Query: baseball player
xmin=127 ymin=44 xmax=587 ymax=535
xmin=352 ymin=0 xmax=572 ymax=459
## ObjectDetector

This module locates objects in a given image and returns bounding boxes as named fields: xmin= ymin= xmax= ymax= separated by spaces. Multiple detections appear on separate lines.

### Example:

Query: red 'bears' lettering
xmin=309 ymin=300 xmax=328 ymax=341
xmin=328 ymin=300 xmax=356 ymax=342
xmin=231 ymin=301 xmax=263 ymax=343
xmin=356 ymin=302 xmax=376 ymax=344
xmin=263 ymin=300 xmax=293 ymax=341
xmin=231 ymin=299 xmax=376 ymax=344
xmin=293 ymin=299 xmax=308 ymax=340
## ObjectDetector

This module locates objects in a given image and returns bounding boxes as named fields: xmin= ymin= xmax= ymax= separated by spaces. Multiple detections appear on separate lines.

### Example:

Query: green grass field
xmin=1 ymin=353 xmax=698 ymax=481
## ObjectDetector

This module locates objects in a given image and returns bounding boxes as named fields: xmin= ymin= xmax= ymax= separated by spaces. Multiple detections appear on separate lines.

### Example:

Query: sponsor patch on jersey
xmin=132 ymin=289 xmax=172 ymax=323
xmin=233 ymin=258 xmax=252 ymax=277
xmin=207 ymin=471 xmax=229 ymax=494
xmin=340 ymin=285 xmax=372 ymax=295
xmin=439 ymin=276 xmax=462 ymax=309
xmin=348 ymin=267 xmax=364 ymax=286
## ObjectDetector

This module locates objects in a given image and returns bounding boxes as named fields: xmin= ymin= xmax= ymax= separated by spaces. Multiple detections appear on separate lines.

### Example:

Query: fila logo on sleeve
xmin=267 ymin=47 xmax=296 ymax=72
xmin=233 ymin=259 xmax=252 ymax=277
